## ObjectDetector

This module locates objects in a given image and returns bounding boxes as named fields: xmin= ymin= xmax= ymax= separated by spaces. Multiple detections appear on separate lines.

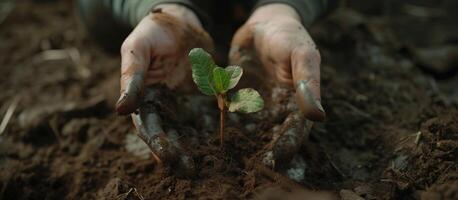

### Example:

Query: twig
xmin=132 ymin=188 xmax=145 ymax=200
xmin=117 ymin=187 xmax=145 ymax=200
xmin=48 ymin=117 xmax=63 ymax=144
xmin=0 ymin=96 xmax=20 ymax=135
xmin=323 ymin=151 xmax=346 ymax=178
xmin=34 ymin=49 xmax=69 ymax=62
xmin=67 ymin=48 xmax=91 ymax=78
xmin=33 ymin=48 xmax=90 ymax=78
xmin=393 ymin=131 xmax=422 ymax=151
xmin=116 ymin=188 xmax=133 ymax=200
xmin=330 ymin=100 xmax=373 ymax=121
xmin=414 ymin=131 xmax=422 ymax=147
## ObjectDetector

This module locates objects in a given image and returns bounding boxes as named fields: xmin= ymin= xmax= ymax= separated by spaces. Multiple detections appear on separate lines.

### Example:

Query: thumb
xmin=116 ymin=40 xmax=150 ymax=115
xmin=291 ymin=46 xmax=325 ymax=121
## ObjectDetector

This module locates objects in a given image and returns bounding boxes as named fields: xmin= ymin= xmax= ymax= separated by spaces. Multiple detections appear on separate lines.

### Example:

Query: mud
xmin=0 ymin=0 xmax=457 ymax=199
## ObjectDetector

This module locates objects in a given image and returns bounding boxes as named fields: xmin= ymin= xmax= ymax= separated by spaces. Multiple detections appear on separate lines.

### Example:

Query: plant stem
xmin=220 ymin=106 xmax=225 ymax=146
xmin=216 ymin=94 xmax=225 ymax=147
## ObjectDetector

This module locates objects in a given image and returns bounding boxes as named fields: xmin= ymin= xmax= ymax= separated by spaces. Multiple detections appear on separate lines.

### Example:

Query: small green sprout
xmin=188 ymin=48 xmax=264 ymax=146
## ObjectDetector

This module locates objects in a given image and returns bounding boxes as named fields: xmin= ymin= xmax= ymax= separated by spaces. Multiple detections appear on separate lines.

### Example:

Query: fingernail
xmin=298 ymin=80 xmax=324 ymax=113
xmin=117 ymin=72 xmax=144 ymax=115
xmin=295 ymin=80 xmax=326 ymax=121
xmin=296 ymin=80 xmax=314 ymax=104
xmin=315 ymin=100 xmax=325 ymax=113
xmin=116 ymin=92 xmax=127 ymax=106
xmin=116 ymin=92 xmax=135 ymax=115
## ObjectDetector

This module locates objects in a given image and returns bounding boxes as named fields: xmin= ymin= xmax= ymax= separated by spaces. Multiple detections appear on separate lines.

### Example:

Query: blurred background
xmin=0 ymin=0 xmax=456 ymax=199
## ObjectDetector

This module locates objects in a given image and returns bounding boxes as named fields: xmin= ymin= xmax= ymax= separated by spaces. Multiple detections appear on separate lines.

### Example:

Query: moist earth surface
xmin=0 ymin=0 xmax=457 ymax=199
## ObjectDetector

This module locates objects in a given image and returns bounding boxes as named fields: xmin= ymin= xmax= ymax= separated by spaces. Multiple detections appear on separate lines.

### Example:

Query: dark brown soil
xmin=0 ymin=0 xmax=457 ymax=200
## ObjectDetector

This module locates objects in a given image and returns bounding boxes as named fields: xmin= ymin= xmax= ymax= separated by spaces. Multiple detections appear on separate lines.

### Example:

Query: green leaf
xmin=225 ymin=66 xmax=243 ymax=90
xmin=212 ymin=67 xmax=230 ymax=93
xmin=188 ymin=48 xmax=216 ymax=95
xmin=228 ymin=88 xmax=264 ymax=113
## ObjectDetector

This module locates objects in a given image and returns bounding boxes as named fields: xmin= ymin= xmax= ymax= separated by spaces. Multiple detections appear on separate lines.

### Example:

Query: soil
xmin=1 ymin=0 xmax=457 ymax=200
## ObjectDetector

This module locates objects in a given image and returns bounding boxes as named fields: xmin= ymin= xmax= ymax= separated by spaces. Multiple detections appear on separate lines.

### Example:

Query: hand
xmin=115 ymin=4 xmax=212 ymax=177
xmin=230 ymin=4 xmax=325 ymax=121
xmin=116 ymin=4 xmax=212 ymax=115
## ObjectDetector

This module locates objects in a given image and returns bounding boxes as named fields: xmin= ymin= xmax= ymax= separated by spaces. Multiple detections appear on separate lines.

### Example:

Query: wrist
xmin=152 ymin=3 xmax=203 ymax=28
xmin=248 ymin=3 xmax=301 ymax=25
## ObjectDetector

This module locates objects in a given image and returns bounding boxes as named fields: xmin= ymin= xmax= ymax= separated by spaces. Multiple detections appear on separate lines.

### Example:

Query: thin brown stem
xmin=220 ymin=107 xmax=225 ymax=146
xmin=216 ymin=94 xmax=226 ymax=147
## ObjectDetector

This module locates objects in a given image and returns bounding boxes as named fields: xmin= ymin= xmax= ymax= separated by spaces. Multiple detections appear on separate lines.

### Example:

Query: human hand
xmin=115 ymin=4 xmax=212 ymax=177
xmin=116 ymin=4 xmax=213 ymax=115
xmin=230 ymin=3 xmax=325 ymax=121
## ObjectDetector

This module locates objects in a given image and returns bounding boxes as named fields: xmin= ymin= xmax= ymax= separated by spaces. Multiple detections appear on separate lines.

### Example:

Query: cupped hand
xmin=230 ymin=4 xmax=325 ymax=121
xmin=114 ymin=4 xmax=212 ymax=177
xmin=116 ymin=4 xmax=213 ymax=115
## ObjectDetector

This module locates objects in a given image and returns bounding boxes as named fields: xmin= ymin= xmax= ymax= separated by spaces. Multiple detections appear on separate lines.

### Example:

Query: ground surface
xmin=0 ymin=0 xmax=457 ymax=200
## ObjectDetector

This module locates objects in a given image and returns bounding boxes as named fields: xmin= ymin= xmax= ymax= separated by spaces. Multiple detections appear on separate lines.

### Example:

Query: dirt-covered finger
xmin=131 ymin=109 xmax=173 ymax=162
xmin=116 ymin=39 xmax=150 ymax=115
xmin=273 ymin=62 xmax=294 ymax=86
xmin=291 ymin=46 xmax=325 ymax=121
xmin=132 ymin=109 xmax=196 ymax=177
xmin=272 ymin=113 xmax=313 ymax=165
xmin=131 ymin=87 xmax=196 ymax=177
xmin=147 ymin=68 xmax=166 ymax=79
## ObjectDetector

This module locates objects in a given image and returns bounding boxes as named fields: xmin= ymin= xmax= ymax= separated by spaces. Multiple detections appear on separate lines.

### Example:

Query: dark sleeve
xmin=77 ymin=0 xmax=211 ymax=51
xmin=255 ymin=0 xmax=338 ymax=27
xmin=77 ymin=0 xmax=210 ymax=29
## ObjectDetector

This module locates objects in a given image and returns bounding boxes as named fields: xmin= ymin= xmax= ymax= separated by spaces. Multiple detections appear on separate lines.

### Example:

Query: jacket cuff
xmin=144 ymin=0 xmax=211 ymax=31
xmin=254 ymin=0 xmax=332 ymax=27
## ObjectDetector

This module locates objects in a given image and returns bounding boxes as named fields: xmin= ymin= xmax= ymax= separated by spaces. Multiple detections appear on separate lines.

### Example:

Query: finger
xmin=147 ymin=68 xmax=166 ymax=79
xmin=144 ymin=77 xmax=162 ymax=86
xmin=291 ymin=46 xmax=325 ymax=121
xmin=229 ymin=24 xmax=255 ymax=65
xmin=272 ymin=113 xmax=311 ymax=165
xmin=130 ymin=87 xmax=173 ymax=163
xmin=143 ymin=68 xmax=167 ymax=86
xmin=131 ymin=87 xmax=196 ymax=177
xmin=144 ymin=69 xmax=166 ymax=86
xmin=274 ymin=62 xmax=293 ymax=85
xmin=131 ymin=110 xmax=178 ymax=164
xmin=116 ymin=38 xmax=150 ymax=115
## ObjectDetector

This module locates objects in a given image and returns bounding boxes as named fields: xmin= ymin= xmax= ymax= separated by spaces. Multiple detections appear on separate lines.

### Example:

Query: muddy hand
xmin=230 ymin=3 xmax=325 ymax=121
xmin=132 ymin=88 xmax=195 ymax=177
xmin=116 ymin=4 xmax=213 ymax=115
xmin=115 ymin=4 xmax=212 ymax=177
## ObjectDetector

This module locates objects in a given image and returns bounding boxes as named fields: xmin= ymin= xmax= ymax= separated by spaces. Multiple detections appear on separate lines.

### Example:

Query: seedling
xmin=188 ymin=48 xmax=264 ymax=146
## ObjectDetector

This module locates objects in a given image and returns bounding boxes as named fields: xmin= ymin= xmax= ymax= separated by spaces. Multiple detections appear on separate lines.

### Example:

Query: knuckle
xmin=276 ymin=73 xmax=293 ymax=86
xmin=120 ymin=37 xmax=143 ymax=55
xmin=294 ymin=47 xmax=321 ymax=64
